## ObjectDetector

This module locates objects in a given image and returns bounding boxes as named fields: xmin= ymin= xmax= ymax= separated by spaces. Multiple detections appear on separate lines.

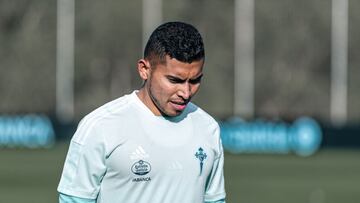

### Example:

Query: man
xmin=58 ymin=21 xmax=226 ymax=203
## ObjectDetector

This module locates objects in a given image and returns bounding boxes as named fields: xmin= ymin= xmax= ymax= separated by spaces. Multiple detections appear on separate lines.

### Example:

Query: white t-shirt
xmin=57 ymin=91 xmax=226 ymax=203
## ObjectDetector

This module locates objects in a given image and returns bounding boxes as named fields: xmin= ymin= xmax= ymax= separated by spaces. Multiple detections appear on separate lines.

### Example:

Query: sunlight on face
xmin=146 ymin=56 xmax=204 ymax=117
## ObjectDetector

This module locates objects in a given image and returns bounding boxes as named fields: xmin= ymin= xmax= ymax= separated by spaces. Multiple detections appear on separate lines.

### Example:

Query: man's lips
xmin=170 ymin=101 xmax=187 ymax=111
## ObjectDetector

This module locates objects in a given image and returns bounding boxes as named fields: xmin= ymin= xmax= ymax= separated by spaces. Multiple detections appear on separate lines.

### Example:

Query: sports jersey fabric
xmin=57 ymin=91 xmax=226 ymax=203
xmin=59 ymin=193 xmax=225 ymax=203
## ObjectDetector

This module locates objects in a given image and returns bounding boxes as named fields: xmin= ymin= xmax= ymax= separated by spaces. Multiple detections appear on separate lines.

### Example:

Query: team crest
xmin=195 ymin=147 xmax=207 ymax=175
xmin=131 ymin=160 xmax=151 ymax=176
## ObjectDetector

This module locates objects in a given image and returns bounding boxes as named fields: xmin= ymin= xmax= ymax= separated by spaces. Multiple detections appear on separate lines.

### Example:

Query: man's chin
xmin=161 ymin=110 xmax=183 ymax=117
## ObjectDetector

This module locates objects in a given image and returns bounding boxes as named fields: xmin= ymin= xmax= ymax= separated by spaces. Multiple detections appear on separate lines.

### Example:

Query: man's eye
xmin=168 ymin=79 xmax=177 ymax=83
xmin=168 ymin=78 xmax=183 ymax=84
xmin=189 ymin=77 xmax=202 ymax=84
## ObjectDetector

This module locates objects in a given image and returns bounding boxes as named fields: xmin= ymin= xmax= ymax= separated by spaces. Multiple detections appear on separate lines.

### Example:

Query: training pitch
xmin=0 ymin=141 xmax=359 ymax=203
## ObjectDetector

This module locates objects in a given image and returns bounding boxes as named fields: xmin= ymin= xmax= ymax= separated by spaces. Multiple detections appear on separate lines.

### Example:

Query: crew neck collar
xmin=131 ymin=90 xmax=187 ymax=122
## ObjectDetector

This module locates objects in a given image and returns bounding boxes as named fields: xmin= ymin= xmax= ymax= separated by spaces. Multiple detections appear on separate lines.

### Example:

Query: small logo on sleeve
xmin=195 ymin=147 xmax=207 ymax=175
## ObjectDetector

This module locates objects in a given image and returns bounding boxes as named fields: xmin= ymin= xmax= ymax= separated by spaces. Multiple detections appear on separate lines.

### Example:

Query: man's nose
xmin=178 ymin=83 xmax=191 ymax=100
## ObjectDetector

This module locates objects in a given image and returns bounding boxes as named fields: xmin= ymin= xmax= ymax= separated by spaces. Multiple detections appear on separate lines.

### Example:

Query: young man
xmin=57 ymin=22 xmax=226 ymax=203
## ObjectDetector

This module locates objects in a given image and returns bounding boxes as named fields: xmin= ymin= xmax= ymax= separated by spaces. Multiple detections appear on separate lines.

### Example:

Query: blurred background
xmin=0 ymin=0 xmax=359 ymax=202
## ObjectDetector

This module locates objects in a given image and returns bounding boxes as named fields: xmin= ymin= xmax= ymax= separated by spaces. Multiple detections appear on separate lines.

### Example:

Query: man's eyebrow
xmin=166 ymin=75 xmax=186 ymax=82
xmin=166 ymin=74 xmax=203 ymax=82
xmin=190 ymin=74 xmax=203 ymax=81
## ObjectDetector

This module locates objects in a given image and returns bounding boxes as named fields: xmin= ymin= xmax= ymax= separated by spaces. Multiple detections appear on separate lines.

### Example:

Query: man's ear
xmin=137 ymin=59 xmax=151 ymax=80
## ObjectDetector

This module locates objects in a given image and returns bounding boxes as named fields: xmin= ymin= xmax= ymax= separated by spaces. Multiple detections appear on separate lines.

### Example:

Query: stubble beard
xmin=148 ymin=83 xmax=173 ymax=117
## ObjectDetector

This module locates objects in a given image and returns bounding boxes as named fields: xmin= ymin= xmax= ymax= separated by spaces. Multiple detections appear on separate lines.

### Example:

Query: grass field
xmin=0 ymin=141 xmax=359 ymax=203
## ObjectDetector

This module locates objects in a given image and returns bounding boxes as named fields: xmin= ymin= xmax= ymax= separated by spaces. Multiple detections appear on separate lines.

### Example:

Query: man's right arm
xmin=205 ymin=200 xmax=226 ymax=203
xmin=57 ymin=120 xmax=107 ymax=201
xmin=59 ymin=193 xmax=96 ymax=203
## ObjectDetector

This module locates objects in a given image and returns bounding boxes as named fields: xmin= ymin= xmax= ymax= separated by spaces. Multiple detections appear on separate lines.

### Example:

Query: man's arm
xmin=59 ymin=193 xmax=95 ymax=203
xmin=57 ymin=120 xmax=107 ymax=201
xmin=204 ymin=124 xmax=226 ymax=202
xmin=205 ymin=199 xmax=226 ymax=203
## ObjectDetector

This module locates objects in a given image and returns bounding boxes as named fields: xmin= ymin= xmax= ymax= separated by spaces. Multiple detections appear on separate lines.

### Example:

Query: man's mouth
xmin=170 ymin=101 xmax=187 ymax=111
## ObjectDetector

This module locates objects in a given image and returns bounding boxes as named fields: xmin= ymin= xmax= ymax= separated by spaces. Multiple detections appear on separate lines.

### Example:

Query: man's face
xmin=140 ymin=55 xmax=204 ymax=117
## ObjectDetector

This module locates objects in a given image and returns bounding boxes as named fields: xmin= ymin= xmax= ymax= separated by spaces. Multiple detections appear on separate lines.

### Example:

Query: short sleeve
xmin=59 ymin=193 xmax=96 ymax=203
xmin=204 ymin=125 xmax=226 ymax=202
xmin=57 ymin=122 xmax=107 ymax=199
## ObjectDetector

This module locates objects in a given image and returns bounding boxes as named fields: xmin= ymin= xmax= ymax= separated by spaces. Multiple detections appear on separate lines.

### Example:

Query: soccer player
xmin=57 ymin=21 xmax=226 ymax=203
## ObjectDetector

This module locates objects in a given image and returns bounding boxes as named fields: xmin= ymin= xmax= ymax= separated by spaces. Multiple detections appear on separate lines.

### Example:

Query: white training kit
xmin=57 ymin=91 xmax=226 ymax=203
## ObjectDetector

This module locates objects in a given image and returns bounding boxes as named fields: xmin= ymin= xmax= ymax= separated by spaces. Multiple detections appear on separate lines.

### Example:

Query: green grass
xmin=225 ymin=150 xmax=360 ymax=203
xmin=0 ymin=141 xmax=359 ymax=203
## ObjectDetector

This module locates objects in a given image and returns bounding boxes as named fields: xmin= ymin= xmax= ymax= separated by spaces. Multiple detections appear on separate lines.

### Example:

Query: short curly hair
xmin=144 ymin=22 xmax=205 ymax=65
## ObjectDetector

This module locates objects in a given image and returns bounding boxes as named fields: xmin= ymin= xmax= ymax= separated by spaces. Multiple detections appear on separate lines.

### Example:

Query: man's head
xmin=137 ymin=22 xmax=205 ymax=117
xmin=144 ymin=21 xmax=204 ymax=65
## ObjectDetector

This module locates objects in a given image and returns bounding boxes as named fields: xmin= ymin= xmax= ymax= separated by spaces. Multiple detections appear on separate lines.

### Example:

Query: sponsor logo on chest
xmin=131 ymin=160 xmax=152 ymax=182
xmin=129 ymin=146 xmax=209 ymax=182
xmin=131 ymin=160 xmax=151 ymax=175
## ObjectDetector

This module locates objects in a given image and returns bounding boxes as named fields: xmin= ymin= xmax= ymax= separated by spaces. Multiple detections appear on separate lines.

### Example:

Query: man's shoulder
xmin=86 ymin=92 xmax=134 ymax=119
xmin=187 ymin=102 xmax=219 ymax=128
xmin=71 ymin=92 xmax=136 ymax=144
xmin=187 ymin=103 xmax=221 ymax=153
xmin=77 ymin=93 xmax=135 ymax=129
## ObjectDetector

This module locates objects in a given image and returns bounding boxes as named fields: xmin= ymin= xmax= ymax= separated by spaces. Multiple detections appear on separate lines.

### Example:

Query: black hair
xmin=144 ymin=22 xmax=204 ymax=64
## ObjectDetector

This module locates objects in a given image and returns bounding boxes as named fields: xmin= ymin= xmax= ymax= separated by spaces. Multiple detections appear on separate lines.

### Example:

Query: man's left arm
xmin=205 ymin=199 xmax=226 ymax=203
xmin=204 ymin=125 xmax=226 ymax=202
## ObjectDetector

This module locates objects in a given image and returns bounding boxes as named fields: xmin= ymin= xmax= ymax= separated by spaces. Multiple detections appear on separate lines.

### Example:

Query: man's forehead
xmin=162 ymin=58 xmax=203 ymax=78
xmin=166 ymin=55 xmax=204 ymax=64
